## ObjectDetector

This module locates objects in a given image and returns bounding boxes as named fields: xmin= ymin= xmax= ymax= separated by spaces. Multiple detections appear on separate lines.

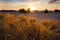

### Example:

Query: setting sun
xmin=29 ymin=6 xmax=35 ymax=11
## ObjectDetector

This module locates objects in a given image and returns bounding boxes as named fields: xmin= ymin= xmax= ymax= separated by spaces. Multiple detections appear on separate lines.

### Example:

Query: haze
xmin=0 ymin=0 xmax=60 ymax=10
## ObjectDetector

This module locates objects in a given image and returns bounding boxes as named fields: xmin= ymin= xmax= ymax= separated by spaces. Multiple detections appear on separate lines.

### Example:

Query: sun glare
xmin=29 ymin=6 xmax=35 ymax=11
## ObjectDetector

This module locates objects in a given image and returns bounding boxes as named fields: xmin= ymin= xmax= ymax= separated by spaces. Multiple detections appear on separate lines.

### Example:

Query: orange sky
xmin=0 ymin=0 xmax=60 ymax=10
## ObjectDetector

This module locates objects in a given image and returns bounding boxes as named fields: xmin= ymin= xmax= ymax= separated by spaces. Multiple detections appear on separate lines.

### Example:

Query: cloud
xmin=0 ymin=0 xmax=40 ymax=3
xmin=0 ymin=0 xmax=40 ymax=10
xmin=49 ymin=0 xmax=60 ymax=4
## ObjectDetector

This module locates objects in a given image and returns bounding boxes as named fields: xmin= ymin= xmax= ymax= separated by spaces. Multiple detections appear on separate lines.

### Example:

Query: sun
xmin=29 ymin=6 xmax=35 ymax=11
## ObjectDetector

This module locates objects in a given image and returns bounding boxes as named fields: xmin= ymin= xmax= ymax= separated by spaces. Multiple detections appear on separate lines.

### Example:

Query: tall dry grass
xmin=0 ymin=13 xmax=60 ymax=40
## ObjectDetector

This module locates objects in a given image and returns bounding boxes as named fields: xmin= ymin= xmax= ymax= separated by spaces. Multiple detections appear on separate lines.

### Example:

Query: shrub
xmin=44 ymin=9 xmax=49 ymax=13
xmin=19 ymin=9 xmax=27 ymax=13
xmin=0 ymin=13 xmax=60 ymax=40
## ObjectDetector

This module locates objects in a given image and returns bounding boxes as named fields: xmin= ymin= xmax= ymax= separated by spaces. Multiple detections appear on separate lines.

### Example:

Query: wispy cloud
xmin=49 ymin=0 xmax=60 ymax=4
xmin=0 ymin=0 xmax=60 ymax=10
xmin=0 ymin=0 xmax=40 ymax=3
xmin=0 ymin=0 xmax=40 ymax=10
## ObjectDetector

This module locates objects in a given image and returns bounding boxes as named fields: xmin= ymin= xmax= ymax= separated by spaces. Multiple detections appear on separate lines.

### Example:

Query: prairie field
xmin=0 ymin=12 xmax=60 ymax=40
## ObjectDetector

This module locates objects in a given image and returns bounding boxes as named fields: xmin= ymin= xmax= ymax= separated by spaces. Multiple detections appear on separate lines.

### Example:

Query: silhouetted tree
xmin=27 ymin=8 xmax=30 ymax=13
xmin=54 ymin=9 xmax=60 ymax=12
xmin=19 ymin=9 xmax=27 ymax=13
xmin=44 ymin=9 xmax=49 ymax=13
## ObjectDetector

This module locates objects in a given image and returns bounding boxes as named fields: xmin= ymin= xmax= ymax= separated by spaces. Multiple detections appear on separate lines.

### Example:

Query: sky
xmin=0 ymin=0 xmax=60 ymax=10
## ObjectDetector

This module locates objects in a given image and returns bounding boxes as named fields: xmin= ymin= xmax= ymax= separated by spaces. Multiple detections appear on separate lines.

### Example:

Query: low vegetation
xmin=0 ymin=13 xmax=60 ymax=40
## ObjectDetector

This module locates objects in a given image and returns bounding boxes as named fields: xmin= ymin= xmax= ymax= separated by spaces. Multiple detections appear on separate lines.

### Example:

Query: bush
xmin=0 ymin=13 xmax=60 ymax=40
xmin=19 ymin=9 xmax=27 ymax=13
xmin=44 ymin=9 xmax=49 ymax=13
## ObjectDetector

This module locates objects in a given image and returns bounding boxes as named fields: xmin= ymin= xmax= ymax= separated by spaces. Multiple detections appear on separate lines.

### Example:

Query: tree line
xmin=0 ymin=9 xmax=60 ymax=13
